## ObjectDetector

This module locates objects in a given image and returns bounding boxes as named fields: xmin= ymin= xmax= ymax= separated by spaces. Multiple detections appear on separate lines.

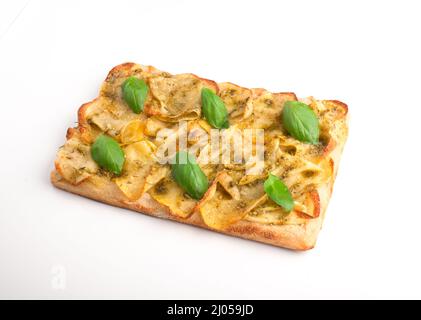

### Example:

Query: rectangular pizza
xmin=51 ymin=62 xmax=348 ymax=250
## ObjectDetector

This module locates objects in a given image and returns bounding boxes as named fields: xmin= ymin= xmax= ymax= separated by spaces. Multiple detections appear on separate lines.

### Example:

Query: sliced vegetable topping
xmin=119 ymin=119 xmax=145 ymax=144
xmin=201 ymin=88 xmax=229 ymax=129
xmin=264 ymin=174 xmax=294 ymax=212
xmin=122 ymin=77 xmax=148 ymax=113
xmin=282 ymin=101 xmax=319 ymax=144
xmin=171 ymin=151 xmax=208 ymax=200
xmin=91 ymin=134 xmax=125 ymax=175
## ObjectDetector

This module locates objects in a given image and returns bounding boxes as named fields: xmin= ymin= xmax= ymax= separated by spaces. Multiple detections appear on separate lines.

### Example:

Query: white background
xmin=1 ymin=0 xmax=420 ymax=299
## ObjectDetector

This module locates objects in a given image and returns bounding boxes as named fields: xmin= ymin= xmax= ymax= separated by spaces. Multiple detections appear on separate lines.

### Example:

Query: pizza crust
xmin=51 ymin=62 xmax=348 ymax=251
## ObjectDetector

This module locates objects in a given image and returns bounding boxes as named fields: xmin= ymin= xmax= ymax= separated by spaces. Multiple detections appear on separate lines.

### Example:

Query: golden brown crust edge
xmin=51 ymin=62 xmax=348 ymax=251
xmin=51 ymin=170 xmax=325 ymax=250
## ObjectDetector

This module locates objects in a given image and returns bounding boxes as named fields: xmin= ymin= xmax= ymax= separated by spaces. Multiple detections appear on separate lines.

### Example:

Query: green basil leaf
xmin=91 ymin=134 xmax=125 ymax=175
xmin=282 ymin=101 xmax=319 ymax=144
xmin=122 ymin=77 xmax=148 ymax=114
xmin=201 ymin=88 xmax=229 ymax=129
xmin=264 ymin=174 xmax=294 ymax=212
xmin=171 ymin=151 xmax=209 ymax=200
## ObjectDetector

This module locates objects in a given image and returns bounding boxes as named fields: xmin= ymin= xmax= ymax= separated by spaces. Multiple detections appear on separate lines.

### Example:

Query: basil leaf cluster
xmin=282 ymin=101 xmax=319 ymax=144
xmin=201 ymin=88 xmax=229 ymax=129
xmin=264 ymin=174 xmax=294 ymax=212
xmin=171 ymin=151 xmax=209 ymax=200
xmin=122 ymin=77 xmax=149 ymax=114
xmin=91 ymin=134 xmax=125 ymax=175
